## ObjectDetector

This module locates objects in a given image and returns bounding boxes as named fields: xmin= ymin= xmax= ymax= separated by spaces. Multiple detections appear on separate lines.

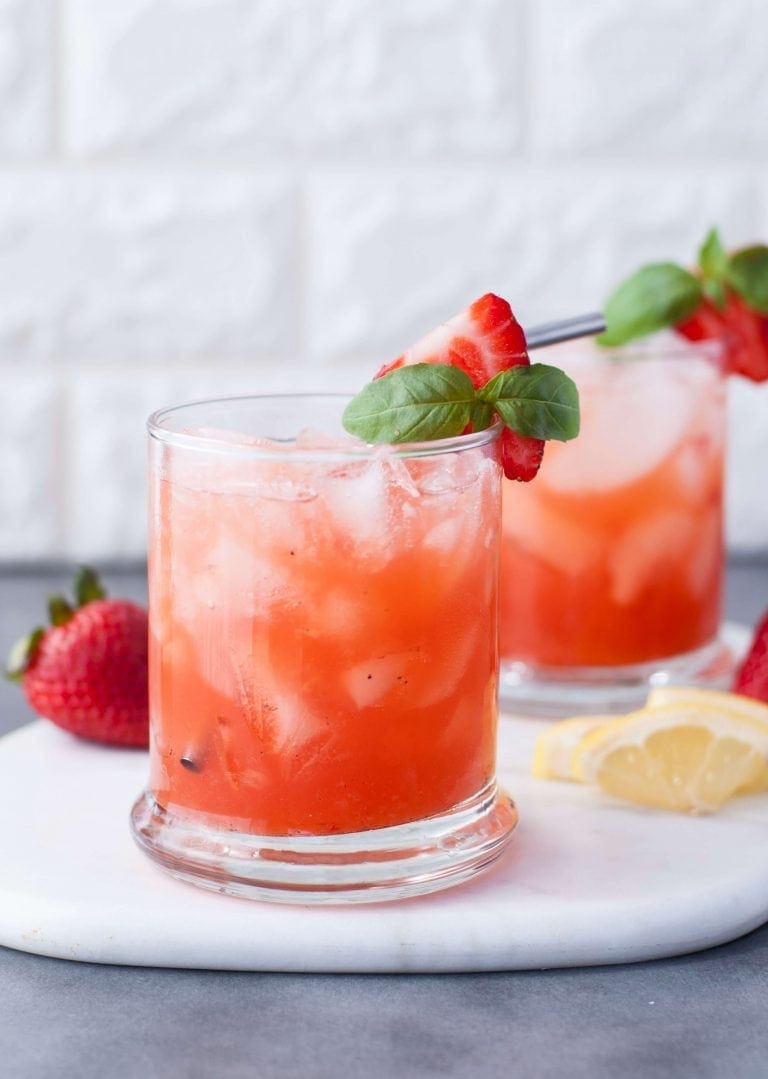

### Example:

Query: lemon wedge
xmin=645 ymin=687 xmax=768 ymax=795
xmin=532 ymin=716 xmax=612 ymax=780
xmin=572 ymin=702 xmax=768 ymax=814
xmin=646 ymin=684 xmax=768 ymax=723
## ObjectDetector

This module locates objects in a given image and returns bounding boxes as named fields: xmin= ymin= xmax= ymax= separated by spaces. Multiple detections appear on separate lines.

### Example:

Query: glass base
xmin=130 ymin=782 xmax=518 ymax=905
xmin=499 ymin=634 xmax=737 ymax=719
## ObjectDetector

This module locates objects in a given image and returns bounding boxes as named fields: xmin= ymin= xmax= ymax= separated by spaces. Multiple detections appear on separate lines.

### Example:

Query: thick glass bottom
xmin=130 ymin=781 xmax=518 ymax=905
xmin=499 ymin=633 xmax=737 ymax=719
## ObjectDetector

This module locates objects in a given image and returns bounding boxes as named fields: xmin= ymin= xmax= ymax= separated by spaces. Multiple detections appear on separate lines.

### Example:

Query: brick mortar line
xmin=0 ymin=158 xmax=767 ymax=176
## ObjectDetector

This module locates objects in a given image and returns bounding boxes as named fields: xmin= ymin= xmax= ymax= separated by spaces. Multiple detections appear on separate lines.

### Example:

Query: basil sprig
xmin=598 ymin=228 xmax=768 ymax=346
xmin=342 ymin=362 xmax=580 ymax=445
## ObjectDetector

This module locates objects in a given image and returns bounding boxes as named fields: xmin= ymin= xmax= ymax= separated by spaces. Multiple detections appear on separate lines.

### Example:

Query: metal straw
xmin=525 ymin=312 xmax=606 ymax=350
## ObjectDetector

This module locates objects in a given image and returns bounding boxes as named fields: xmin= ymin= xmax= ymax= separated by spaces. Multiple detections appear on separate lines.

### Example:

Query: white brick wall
xmin=0 ymin=171 xmax=298 ymax=360
xmin=64 ymin=0 xmax=524 ymax=157
xmin=0 ymin=0 xmax=52 ymax=155
xmin=0 ymin=0 xmax=766 ymax=559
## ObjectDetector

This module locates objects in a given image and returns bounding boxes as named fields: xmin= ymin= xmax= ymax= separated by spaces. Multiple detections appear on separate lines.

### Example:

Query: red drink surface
xmin=500 ymin=351 xmax=725 ymax=667
xmin=149 ymin=434 xmax=500 ymax=835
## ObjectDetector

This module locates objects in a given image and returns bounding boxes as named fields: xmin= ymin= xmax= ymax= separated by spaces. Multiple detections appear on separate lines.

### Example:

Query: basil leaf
xmin=702 ymin=276 xmax=727 ymax=310
xmin=726 ymin=245 xmax=768 ymax=314
xmin=480 ymin=363 xmax=580 ymax=441
xmin=598 ymin=263 xmax=703 ymax=346
xmin=699 ymin=228 xmax=728 ymax=279
xmin=699 ymin=228 xmax=728 ymax=310
xmin=342 ymin=363 xmax=476 ymax=444
xmin=469 ymin=399 xmax=495 ymax=432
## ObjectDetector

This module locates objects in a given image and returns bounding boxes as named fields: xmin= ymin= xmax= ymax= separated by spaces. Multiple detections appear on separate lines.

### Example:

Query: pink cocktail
xmin=132 ymin=395 xmax=516 ymax=902
xmin=499 ymin=342 xmax=730 ymax=714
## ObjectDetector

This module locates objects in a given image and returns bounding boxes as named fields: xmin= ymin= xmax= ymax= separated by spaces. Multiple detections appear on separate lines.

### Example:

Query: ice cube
xmin=379 ymin=450 xmax=422 ymax=500
xmin=343 ymin=653 xmax=415 ymax=709
xmin=685 ymin=507 xmax=722 ymax=596
xmin=609 ymin=510 xmax=696 ymax=606
xmin=413 ymin=623 xmax=482 ymax=709
xmin=294 ymin=426 xmax=360 ymax=452
xmin=320 ymin=457 xmax=402 ymax=567
xmin=672 ymin=432 xmax=724 ymax=508
xmin=192 ymin=533 xmax=296 ymax=615
xmin=183 ymin=426 xmax=276 ymax=449
xmin=247 ymin=473 xmax=320 ymax=503
xmin=542 ymin=359 xmax=697 ymax=494
xmin=209 ymin=713 xmax=264 ymax=790
xmin=207 ymin=654 xmax=333 ymax=768
xmin=502 ymin=493 xmax=600 ymax=576
xmin=409 ymin=449 xmax=485 ymax=497
xmin=675 ymin=441 xmax=716 ymax=507
xmin=423 ymin=516 xmax=465 ymax=554
xmin=302 ymin=586 xmax=366 ymax=641
xmin=261 ymin=684 xmax=332 ymax=758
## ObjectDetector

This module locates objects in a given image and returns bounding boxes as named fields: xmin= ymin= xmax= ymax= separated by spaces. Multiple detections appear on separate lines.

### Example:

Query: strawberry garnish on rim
xmin=376 ymin=293 xmax=529 ymax=387
xmin=376 ymin=293 xmax=546 ymax=481
xmin=499 ymin=428 xmax=545 ymax=483
xmin=599 ymin=229 xmax=768 ymax=384
xmin=676 ymin=293 xmax=768 ymax=383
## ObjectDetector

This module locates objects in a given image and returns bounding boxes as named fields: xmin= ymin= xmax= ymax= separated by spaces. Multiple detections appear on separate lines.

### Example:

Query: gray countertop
xmin=1 ymin=562 xmax=767 ymax=1079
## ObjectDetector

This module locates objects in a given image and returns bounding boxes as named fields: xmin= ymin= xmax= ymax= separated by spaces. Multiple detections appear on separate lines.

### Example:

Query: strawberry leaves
xmin=48 ymin=596 xmax=75 ymax=626
xmin=5 ymin=628 xmax=44 ymax=683
xmin=5 ymin=566 xmax=109 ymax=682
xmin=75 ymin=565 xmax=107 ymax=606
xmin=48 ymin=566 xmax=107 ymax=627
xmin=342 ymin=362 xmax=580 ymax=445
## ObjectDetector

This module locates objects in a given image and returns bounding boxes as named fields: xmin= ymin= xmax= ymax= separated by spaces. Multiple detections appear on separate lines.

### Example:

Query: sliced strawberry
xmin=376 ymin=293 xmax=529 ymax=388
xmin=376 ymin=294 xmax=543 ymax=480
xmin=499 ymin=427 xmax=545 ymax=483
xmin=674 ymin=300 xmax=724 ymax=343
xmin=676 ymin=293 xmax=768 ymax=383
xmin=733 ymin=608 xmax=768 ymax=703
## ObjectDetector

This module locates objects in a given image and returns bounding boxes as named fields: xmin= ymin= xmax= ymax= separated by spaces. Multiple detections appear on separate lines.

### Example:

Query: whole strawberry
xmin=733 ymin=608 xmax=768 ymax=704
xmin=6 ymin=567 xmax=148 ymax=748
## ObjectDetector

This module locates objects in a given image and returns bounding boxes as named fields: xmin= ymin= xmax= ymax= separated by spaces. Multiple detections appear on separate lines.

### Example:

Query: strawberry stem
xmin=75 ymin=565 xmax=106 ymax=607
xmin=48 ymin=595 xmax=74 ymax=626
xmin=4 ymin=628 xmax=44 ymax=683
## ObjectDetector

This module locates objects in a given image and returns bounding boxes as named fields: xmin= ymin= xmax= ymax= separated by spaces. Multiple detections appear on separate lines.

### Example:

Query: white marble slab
xmin=2 ymin=705 xmax=767 ymax=973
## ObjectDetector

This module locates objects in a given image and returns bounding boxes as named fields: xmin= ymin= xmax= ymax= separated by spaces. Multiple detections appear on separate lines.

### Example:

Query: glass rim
xmin=576 ymin=335 xmax=724 ymax=364
xmin=147 ymin=393 xmax=504 ymax=460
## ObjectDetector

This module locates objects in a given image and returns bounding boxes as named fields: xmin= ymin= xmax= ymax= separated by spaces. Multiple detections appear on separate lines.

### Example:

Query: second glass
xmin=499 ymin=339 xmax=733 ymax=716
